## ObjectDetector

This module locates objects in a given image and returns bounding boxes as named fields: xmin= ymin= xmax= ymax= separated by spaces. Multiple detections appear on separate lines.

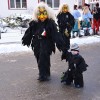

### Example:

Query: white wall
xmin=0 ymin=0 xmax=75 ymax=17
xmin=26 ymin=0 xmax=38 ymax=14
xmin=0 ymin=0 xmax=38 ymax=17
xmin=0 ymin=0 xmax=9 ymax=17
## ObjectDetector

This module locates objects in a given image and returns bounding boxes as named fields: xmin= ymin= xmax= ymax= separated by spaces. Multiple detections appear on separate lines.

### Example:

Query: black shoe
xmin=75 ymin=85 xmax=83 ymax=88
xmin=38 ymin=76 xmax=50 ymax=82
xmin=66 ymin=82 xmax=71 ymax=85
xmin=79 ymin=35 xmax=83 ymax=37
xmin=72 ymin=36 xmax=75 ymax=38
xmin=85 ymin=32 xmax=90 ymax=36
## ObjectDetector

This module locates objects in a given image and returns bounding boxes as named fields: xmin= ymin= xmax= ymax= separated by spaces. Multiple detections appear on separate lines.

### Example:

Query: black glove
xmin=61 ymin=51 xmax=66 ymax=60
xmin=61 ymin=49 xmax=70 ymax=61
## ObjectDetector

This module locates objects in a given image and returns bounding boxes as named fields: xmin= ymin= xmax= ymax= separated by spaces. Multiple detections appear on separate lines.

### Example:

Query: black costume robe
xmin=57 ymin=12 xmax=75 ymax=49
xmin=22 ymin=18 xmax=65 ymax=79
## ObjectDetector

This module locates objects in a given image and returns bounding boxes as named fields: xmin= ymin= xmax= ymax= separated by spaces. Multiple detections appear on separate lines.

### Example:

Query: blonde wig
xmin=57 ymin=3 xmax=70 ymax=14
xmin=32 ymin=2 xmax=56 ymax=21
xmin=83 ymin=6 xmax=89 ymax=14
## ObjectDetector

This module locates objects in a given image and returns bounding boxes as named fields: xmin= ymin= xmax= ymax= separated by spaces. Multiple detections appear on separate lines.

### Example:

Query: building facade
xmin=89 ymin=0 xmax=100 ymax=9
xmin=0 ymin=0 xmax=75 ymax=17
xmin=0 ymin=0 xmax=37 ymax=17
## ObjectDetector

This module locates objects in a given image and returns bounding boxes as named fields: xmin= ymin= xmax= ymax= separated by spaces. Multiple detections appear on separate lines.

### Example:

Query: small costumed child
xmin=61 ymin=43 xmax=88 ymax=88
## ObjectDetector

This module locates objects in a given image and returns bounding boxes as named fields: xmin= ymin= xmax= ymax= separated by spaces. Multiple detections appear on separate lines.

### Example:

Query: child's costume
xmin=61 ymin=43 xmax=88 ymax=88
xmin=57 ymin=4 xmax=75 ymax=50
xmin=22 ymin=2 xmax=65 ymax=81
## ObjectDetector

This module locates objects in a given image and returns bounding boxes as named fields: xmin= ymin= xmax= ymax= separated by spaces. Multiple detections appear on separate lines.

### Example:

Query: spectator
xmin=92 ymin=3 xmax=100 ymax=35
xmin=72 ymin=5 xmax=82 ymax=38
xmin=82 ymin=6 xmax=93 ymax=36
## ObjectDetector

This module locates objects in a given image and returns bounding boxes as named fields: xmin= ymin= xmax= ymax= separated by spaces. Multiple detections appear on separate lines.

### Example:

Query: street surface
xmin=0 ymin=43 xmax=100 ymax=100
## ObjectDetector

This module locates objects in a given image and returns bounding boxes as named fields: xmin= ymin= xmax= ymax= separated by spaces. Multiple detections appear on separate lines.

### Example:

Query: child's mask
xmin=37 ymin=7 xmax=48 ymax=22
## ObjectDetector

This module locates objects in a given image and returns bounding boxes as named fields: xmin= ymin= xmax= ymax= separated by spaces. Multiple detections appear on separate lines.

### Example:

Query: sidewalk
xmin=0 ymin=28 xmax=31 ymax=54
xmin=0 ymin=28 xmax=100 ymax=54
xmin=0 ymin=28 xmax=100 ymax=45
xmin=0 ymin=28 xmax=24 ymax=44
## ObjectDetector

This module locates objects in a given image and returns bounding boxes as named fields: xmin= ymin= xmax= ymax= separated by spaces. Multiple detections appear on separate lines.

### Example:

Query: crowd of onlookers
xmin=70 ymin=3 xmax=100 ymax=38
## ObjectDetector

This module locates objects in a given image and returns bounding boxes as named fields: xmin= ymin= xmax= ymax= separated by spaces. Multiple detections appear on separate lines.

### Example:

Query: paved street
xmin=0 ymin=43 xmax=100 ymax=100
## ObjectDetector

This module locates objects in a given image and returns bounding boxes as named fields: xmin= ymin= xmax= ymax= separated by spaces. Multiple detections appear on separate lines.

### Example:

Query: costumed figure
xmin=72 ymin=5 xmax=82 ymax=38
xmin=61 ymin=43 xmax=88 ymax=88
xmin=57 ymin=4 xmax=75 ymax=50
xmin=82 ymin=5 xmax=93 ymax=36
xmin=22 ymin=2 xmax=65 ymax=81
xmin=92 ymin=3 xmax=100 ymax=35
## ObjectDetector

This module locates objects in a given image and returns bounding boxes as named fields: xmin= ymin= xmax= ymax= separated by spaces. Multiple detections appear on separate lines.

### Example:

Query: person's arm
xmin=22 ymin=21 xmax=35 ymax=47
xmin=56 ymin=13 xmax=60 ymax=27
xmin=75 ymin=55 xmax=88 ymax=72
xmin=68 ymin=13 xmax=75 ymax=29
xmin=88 ymin=11 xmax=93 ymax=19
xmin=49 ymin=19 xmax=66 ymax=52
xmin=77 ymin=10 xmax=81 ymax=18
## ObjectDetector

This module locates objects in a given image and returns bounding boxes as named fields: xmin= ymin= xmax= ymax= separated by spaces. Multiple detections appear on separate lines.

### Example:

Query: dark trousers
xmin=66 ymin=69 xmax=84 ymax=87
xmin=33 ymin=40 xmax=51 ymax=77
xmin=59 ymin=28 xmax=71 ymax=50
xmin=38 ymin=52 xmax=50 ymax=77
xmin=74 ymin=72 xmax=84 ymax=87
xmin=63 ymin=35 xmax=70 ymax=50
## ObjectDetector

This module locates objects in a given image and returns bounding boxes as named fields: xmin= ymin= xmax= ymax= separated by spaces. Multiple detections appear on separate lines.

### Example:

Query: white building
xmin=89 ymin=0 xmax=100 ymax=9
xmin=0 ymin=0 xmax=75 ymax=17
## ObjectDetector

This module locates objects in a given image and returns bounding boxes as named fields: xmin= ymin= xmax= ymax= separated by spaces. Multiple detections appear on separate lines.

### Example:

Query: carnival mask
xmin=62 ymin=5 xmax=68 ymax=13
xmin=37 ymin=7 xmax=48 ymax=22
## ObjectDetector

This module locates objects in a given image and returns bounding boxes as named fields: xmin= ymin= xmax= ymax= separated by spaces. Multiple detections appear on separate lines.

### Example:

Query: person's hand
xmin=61 ymin=51 xmax=66 ymax=60
xmin=64 ymin=28 xmax=69 ymax=37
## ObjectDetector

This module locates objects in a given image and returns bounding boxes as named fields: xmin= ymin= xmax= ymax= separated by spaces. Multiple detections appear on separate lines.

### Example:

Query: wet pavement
xmin=0 ymin=43 xmax=100 ymax=100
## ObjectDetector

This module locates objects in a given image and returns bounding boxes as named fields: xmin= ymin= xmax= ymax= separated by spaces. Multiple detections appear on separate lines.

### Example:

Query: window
xmin=22 ymin=0 xmax=27 ymax=8
xmin=8 ymin=0 xmax=27 ymax=9
xmin=10 ymin=0 xmax=15 ymax=8
xmin=39 ymin=0 xmax=59 ymax=8
xmin=54 ymin=0 xmax=59 ymax=8
xmin=47 ymin=0 xmax=52 ymax=7
xmin=16 ymin=0 xmax=21 ymax=8
xmin=40 ymin=0 xmax=45 ymax=2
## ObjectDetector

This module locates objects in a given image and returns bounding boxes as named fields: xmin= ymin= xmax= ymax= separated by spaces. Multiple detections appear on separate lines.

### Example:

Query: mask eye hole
xmin=43 ymin=11 xmax=47 ymax=15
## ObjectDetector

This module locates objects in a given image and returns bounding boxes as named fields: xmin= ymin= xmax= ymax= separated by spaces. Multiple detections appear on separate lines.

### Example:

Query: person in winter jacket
xmin=57 ymin=3 xmax=75 ymax=50
xmin=92 ymin=3 xmax=100 ymax=35
xmin=82 ymin=5 xmax=93 ymax=36
xmin=72 ymin=5 xmax=82 ymax=38
xmin=61 ymin=43 xmax=88 ymax=88
xmin=22 ymin=2 xmax=66 ymax=81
